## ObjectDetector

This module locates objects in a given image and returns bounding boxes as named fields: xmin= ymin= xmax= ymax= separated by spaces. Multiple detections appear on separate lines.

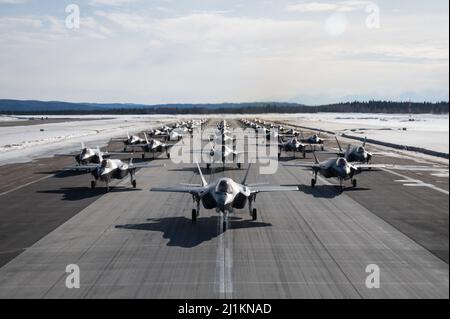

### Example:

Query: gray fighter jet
xmin=151 ymin=162 xmax=298 ymax=231
xmin=65 ymin=159 xmax=164 ymax=192
xmin=278 ymin=137 xmax=307 ymax=159
xmin=284 ymin=153 xmax=380 ymax=192
xmin=300 ymin=132 xmax=327 ymax=151
xmin=333 ymin=137 xmax=374 ymax=164
xmin=112 ymin=133 xmax=147 ymax=151
xmin=129 ymin=133 xmax=174 ymax=159
xmin=56 ymin=142 xmax=128 ymax=165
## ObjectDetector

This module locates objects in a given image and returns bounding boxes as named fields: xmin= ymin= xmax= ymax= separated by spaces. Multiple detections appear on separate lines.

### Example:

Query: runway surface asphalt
xmin=0 ymin=119 xmax=448 ymax=299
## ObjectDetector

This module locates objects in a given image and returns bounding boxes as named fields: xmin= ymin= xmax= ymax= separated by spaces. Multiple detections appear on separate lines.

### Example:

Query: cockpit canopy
xmin=336 ymin=158 xmax=348 ymax=167
xmin=216 ymin=180 xmax=233 ymax=194
xmin=357 ymin=146 xmax=365 ymax=153
xmin=101 ymin=159 xmax=112 ymax=168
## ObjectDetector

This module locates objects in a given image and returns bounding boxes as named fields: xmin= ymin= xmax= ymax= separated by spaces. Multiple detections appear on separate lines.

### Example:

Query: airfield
xmin=0 ymin=118 xmax=448 ymax=299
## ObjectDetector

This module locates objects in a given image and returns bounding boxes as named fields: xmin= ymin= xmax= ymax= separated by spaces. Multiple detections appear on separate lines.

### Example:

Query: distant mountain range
xmin=0 ymin=99 xmax=448 ymax=115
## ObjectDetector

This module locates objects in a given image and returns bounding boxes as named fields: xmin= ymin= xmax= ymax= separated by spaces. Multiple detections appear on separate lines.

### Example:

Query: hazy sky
xmin=0 ymin=0 xmax=448 ymax=104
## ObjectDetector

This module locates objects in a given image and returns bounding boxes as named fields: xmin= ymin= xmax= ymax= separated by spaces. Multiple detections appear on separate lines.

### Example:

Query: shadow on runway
xmin=115 ymin=216 xmax=272 ymax=248
xmin=38 ymin=186 xmax=141 ymax=201
xmin=284 ymin=184 xmax=372 ymax=198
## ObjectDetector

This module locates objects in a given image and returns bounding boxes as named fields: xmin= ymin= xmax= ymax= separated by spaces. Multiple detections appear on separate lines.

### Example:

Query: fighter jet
xmin=193 ymin=142 xmax=244 ymax=170
xmin=112 ymin=133 xmax=147 ymax=151
xmin=278 ymin=137 xmax=307 ymax=159
xmin=333 ymin=137 xmax=374 ymax=164
xmin=284 ymin=153 xmax=380 ymax=192
xmin=151 ymin=162 xmax=298 ymax=231
xmin=300 ymin=132 xmax=327 ymax=150
xmin=129 ymin=133 xmax=173 ymax=159
xmin=64 ymin=158 xmax=164 ymax=192
xmin=55 ymin=142 xmax=128 ymax=165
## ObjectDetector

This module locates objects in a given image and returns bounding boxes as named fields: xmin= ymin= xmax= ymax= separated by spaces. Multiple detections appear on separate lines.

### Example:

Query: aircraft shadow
xmin=115 ymin=216 xmax=272 ymax=248
xmin=289 ymin=184 xmax=371 ymax=199
xmin=38 ymin=187 xmax=141 ymax=201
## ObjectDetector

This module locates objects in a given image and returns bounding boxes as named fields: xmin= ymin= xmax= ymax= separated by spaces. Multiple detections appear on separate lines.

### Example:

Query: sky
xmin=0 ymin=0 xmax=448 ymax=105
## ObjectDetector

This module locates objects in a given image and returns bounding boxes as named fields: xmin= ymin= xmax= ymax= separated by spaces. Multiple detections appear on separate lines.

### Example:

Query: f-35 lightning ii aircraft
xmin=128 ymin=133 xmax=174 ymax=159
xmin=333 ymin=136 xmax=374 ymax=164
xmin=56 ymin=142 xmax=128 ymax=165
xmin=64 ymin=158 xmax=164 ymax=192
xmin=151 ymin=162 xmax=298 ymax=231
xmin=285 ymin=153 xmax=380 ymax=192
xmin=112 ymin=133 xmax=147 ymax=151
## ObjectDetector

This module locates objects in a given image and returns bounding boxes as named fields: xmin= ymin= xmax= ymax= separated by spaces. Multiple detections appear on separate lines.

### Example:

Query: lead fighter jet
xmin=151 ymin=162 xmax=298 ymax=232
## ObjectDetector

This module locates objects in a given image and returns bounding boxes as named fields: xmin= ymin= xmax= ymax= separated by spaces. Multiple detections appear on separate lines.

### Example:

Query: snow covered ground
xmin=0 ymin=115 xmax=174 ymax=166
xmin=262 ymin=113 xmax=449 ymax=154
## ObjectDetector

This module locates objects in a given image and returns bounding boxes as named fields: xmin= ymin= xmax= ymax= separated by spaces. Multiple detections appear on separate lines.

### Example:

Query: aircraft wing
xmin=130 ymin=163 xmax=166 ymax=169
xmin=355 ymin=164 xmax=387 ymax=170
xmin=63 ymin=164 xmax=98 ymax=171
xmin=283 ymin=163 xmax=319 ymax=168
xmin=250 ymin=185 xmax=299 ymax=194
xmin=151 ymin=186 xmax=205 ymax=195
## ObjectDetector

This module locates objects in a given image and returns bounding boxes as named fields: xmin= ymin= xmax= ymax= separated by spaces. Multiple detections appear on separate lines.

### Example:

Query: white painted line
xmin=384 ymin=169 xmax=449 ymax=195
xmin=0 ymin=174 xmax=54 ymax=197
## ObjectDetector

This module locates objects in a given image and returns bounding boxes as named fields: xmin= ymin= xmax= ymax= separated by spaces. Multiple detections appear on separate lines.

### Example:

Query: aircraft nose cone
xmin=216 ymin=194 xmax=227 ymax=211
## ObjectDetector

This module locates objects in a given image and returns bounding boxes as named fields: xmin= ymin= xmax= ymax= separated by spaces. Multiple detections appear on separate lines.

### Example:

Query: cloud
xmin=0 ymin=0 xmax=27 ymax=4
xmin=89 ymin=0 xmax=141 ymax=6
xmin=287 ymin=1 xmax=371 ymax=13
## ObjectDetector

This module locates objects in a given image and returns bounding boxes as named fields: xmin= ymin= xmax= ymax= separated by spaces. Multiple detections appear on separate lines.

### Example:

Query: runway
xmin=0 ymin=121 xmax=448 ymax=299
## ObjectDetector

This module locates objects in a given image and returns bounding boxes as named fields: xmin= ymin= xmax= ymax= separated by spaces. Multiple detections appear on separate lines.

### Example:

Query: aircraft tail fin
xmin=312 ymin=151 xmax=320 ymax=164
xmin=335 ymin=136 xmax=343 ymax=152
xmin=241 ymin=164 xmax=252 ymax=185
xmin=363 ymin=137 xmax=367 ymax=148
xmin=81 ymin=142 xmax=85 ymax=149
xmin=144 ymin=132 xmax=149 ymax=144
xmin=196 ymin=161 xmax=208 ymax=187
xmin=346 ymin=144 xmax=352 ymax=157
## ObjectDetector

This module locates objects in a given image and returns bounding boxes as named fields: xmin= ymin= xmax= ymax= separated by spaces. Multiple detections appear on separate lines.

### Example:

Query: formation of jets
xmin=53 ymin=118 xmax=420 ymax=232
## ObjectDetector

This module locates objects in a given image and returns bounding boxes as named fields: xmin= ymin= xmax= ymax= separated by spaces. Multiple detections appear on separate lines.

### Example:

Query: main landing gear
xmin=249 ymin=195 xmax=258 ymax=221
xmin=191 ymin=198 xmax=200 ymax=222
xmin=311 ymin=172 xmax=318 ymax=188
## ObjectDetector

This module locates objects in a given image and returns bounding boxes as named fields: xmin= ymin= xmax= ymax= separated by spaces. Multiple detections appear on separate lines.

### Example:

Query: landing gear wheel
xmin=252 ymin=208 xmax=258 ymax=221
xmin=303 ymin=151 xmax=306 ymax=158
xmin=352 ymin=179 xmax=357 ymax=188
xmin=222 ymin=221 xmax=227 ymax=232
xmin=142 ymin=154 xmax=145 ymax=159
xmin=132 ymin=180 xmax=137 ymax=188
xmin=91 ymin=181 xmax=96 ymax=189
xmin=167 ymin=153 xmax=171 ymax=159
xmin=321 ymin=145 xmax=324 ymax=151
xmin=278 ymin=153 xmax=281 ymax=159
xmin=206 ymin=164 xmax=211 ymax=170
xmin=192 ymin=209 xmax=197 ymax=222
xmin=311 ymin=179 xmax=316 ymax=188
xmin=237 ymin=163 xmax=242 ymax=169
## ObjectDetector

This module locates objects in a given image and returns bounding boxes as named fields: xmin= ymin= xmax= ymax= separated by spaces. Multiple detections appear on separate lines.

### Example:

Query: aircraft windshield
xmin=357 ymin=147 xmax=365 ymax=153
xmin=216 ymin=180 xmax=233 ymax=194
xmin=336 ymin=158 xmax=347 ymax=167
